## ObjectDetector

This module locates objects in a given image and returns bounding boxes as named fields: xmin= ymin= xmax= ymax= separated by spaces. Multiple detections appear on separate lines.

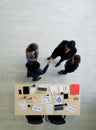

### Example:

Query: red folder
xmin=71 ymin=84 xmax=80 ymax=95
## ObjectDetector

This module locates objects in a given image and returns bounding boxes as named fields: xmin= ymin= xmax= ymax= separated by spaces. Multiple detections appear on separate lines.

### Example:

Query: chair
xmin=45 ymin=115 xmax=66 ymax=125
xmin=26 ymin=115 xmax=44 ymax=124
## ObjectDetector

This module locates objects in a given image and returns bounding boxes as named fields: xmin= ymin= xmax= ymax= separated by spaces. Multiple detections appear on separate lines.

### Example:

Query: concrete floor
xmin=0 ymin=0 xmax=96 ymax=130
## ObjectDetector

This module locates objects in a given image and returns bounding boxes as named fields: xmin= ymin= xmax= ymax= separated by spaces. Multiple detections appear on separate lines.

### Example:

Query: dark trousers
xmin=27 ymin=69 xmax=39 ymax=79
xmin=51 ymin=49 xmax=65 ymax=65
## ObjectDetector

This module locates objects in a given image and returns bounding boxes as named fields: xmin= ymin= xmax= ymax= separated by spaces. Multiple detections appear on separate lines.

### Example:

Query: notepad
xmin=66 ymin=104 xmax=76 ymax=113
xmin=71 ymin=84 xmax=80 ymax=95
xmin=50 ymin=86 xmax=59 ymax=95
xmin=46 ymin=104 xmax=53 ymax=114
xmin=19 ymin=100 xmax=27 ymax=110
xmin=32 ymin=104 xmax=42 ymax=112
xmin=41 ymin=96 xmax=51 ymax=103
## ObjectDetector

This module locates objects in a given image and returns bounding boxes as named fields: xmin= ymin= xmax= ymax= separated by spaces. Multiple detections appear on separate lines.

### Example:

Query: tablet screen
xmin=23 ymin=86 xmax=29 ymax=94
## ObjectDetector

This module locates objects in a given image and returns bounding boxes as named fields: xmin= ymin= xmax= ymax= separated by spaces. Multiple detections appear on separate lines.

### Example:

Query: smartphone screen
xmin=23 ymin=86 xmax=29 ymax=94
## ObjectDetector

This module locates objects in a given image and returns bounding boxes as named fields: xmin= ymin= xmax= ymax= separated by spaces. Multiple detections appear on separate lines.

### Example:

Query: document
xmin=46 ymin=104 xmax=54 ymax=114
xmin=66 ymin=104 xmax=76 ymax=113
xmin=55 ymin=96 xmax=63 ymax=105
xmin=30 ymin=87 xmax=36 ymax=94
xmin=32 ymin=104 xmax=42 ymax=112
xmin=19 ymin=100 xmax=28 ymax=110
xmin=60 ymin=85 xmax=64 ymax=93
xmin=41 ymin=96 xmax=51 ymax=103
xmin=50 ymin=85 xmax=59 ymax=95
xmin=63 ymin=85 xmax=69 ymax=93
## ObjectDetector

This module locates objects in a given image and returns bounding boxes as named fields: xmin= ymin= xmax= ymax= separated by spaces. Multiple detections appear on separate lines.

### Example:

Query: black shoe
xmin=58 ymin=71 xmax=63 ymax=75
xmin=47 ymin=57 xmax=51 ymax=60
xmin=33 ymin=77 xmax=41 ymax=81
xmin=55 ymin=62 xmax=61 ymax=67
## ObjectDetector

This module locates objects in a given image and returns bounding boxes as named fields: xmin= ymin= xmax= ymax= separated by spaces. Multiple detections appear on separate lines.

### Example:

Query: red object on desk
xmin=71 ymin=84 xmax=80 ymax=95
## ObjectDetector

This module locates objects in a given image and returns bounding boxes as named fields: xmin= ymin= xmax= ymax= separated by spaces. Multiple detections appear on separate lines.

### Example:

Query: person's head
xmin=67 ymin=40 xmax=76 ymax=49
xmin=26 ymin=43 xmax=38 ymax=52
xmin=72 ymin=55 xmax=81 ymax=64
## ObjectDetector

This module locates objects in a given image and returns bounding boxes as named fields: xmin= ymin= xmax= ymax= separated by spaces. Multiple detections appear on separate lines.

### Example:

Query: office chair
xmin=26 ymin=115 xmax=44 ymax=124
xmin=45 ymin=115 xmax=66 ymax=125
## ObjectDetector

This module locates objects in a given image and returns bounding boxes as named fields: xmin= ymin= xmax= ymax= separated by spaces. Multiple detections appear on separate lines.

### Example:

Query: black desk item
xmin=54 ymin=104 xmax=64 ymax=111
xmin=64 ymin=94 xmax=68 ymax=99
xmin=23 ymin=86 xmax=29 ymax=94
xmin=37 ymin=87 xmax=47 ymax=91
xmin=18 ymin=89 xmax=22 ymax=94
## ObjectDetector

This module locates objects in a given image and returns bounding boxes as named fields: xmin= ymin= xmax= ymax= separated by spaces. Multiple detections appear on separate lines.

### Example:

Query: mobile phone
xmin=18 ymin=89 xmax=22 ymax=94
xmin=64 ymin=94 xmax=68 ymax=99
xmin=23 ymin=86 xmax=29 ymax=94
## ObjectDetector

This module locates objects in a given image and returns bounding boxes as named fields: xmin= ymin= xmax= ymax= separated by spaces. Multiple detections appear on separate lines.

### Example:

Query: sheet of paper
xmin=19 ymin=100 xmax=27 ymax=110
xmin=60 ymin=85 xmax=64 ymax=93
xmin=32 ymin=104 xmax=42 ymax=112
xmin=41 ymin=96 xmax=51 ymax=103
xmin=63 ymin=85 xmax=69 ymax=93
xmin=46 ymin=104 xmax=54 ymax=114
xmin=30 ymin=87 xmax=36 ymax=94
xmin=55 ymin=96 xmax=63 ymax=105
xmin=50 ymin=85 xmax=59 ymax=95
xmin=66 ymin=104 xmax=76 ymax=113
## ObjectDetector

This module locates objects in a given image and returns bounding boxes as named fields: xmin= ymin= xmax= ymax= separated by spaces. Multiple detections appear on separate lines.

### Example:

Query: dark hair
xmin=73 ymin=55 xmax=81 ymax=64
xmin=67 ymin=40 xmax=76 ymax=49
xmin=26 ymin=43 xmax=38 ymax=52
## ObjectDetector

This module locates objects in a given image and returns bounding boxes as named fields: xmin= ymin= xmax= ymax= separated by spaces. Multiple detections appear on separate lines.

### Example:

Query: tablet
xmin=23 ymin=86 xmax=29 ymax=94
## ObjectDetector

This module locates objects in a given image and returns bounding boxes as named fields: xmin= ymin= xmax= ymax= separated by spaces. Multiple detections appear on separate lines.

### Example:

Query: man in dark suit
xmin=47 ymin=40 xmax=77 ymax=67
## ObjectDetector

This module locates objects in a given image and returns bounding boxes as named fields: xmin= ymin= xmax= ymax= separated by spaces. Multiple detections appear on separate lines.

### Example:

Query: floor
xmin=0 ymin=0 xmax=96 ymax=130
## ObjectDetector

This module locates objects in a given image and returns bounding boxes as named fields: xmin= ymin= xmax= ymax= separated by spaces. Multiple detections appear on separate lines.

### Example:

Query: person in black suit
xmin=47 ymin=40 xmax=77 ymax=67
xmin=58 ymin=54 xmax=81 ymax=75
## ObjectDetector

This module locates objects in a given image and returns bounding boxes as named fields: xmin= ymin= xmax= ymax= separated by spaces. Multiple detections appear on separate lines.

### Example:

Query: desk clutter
xmin=15 ymin=84 xmax=80 ymax=115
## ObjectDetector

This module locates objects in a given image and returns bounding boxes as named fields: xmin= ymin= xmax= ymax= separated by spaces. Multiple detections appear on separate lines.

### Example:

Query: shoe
xmin=55 ymin=62 xmax=61 ymax=67
xmin=33 ymin=77 xmax=41 ymax=81
xmin=58 ymin=71 xmax=63 ymax=75
xmin=47 ymin=57 xmax=51 ymax=60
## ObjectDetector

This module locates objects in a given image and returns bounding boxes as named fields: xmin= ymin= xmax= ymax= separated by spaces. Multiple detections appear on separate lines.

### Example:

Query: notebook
xmin=71 ymin=84 xmax=80 ymax=95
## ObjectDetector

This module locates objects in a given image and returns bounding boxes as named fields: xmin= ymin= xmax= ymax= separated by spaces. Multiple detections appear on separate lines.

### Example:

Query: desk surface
xmin=15 ymin=84 xmax=80 ymax=115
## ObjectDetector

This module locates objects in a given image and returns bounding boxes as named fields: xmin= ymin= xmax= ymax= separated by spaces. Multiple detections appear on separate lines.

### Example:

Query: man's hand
xmin=47 ymin=59 xmax=51 ymax=65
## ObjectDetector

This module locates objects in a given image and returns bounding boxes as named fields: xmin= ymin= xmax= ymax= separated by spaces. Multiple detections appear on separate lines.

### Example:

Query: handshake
xmin=47 ymin=59 xmax=52 ymax=65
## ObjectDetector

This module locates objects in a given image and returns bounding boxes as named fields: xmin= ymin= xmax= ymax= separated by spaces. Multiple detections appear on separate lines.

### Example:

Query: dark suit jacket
xmin=26 ymin=62 xmax=49 ymax=77
xmin=65 ymin=59 xmax=79 ymax=72
xmin=53 ymin=40 xmax=77 ymax=60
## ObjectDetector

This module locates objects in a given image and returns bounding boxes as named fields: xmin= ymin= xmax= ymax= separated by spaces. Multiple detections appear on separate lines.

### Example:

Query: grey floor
xmin=0 ymin=0 xmax=96 ymax=130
